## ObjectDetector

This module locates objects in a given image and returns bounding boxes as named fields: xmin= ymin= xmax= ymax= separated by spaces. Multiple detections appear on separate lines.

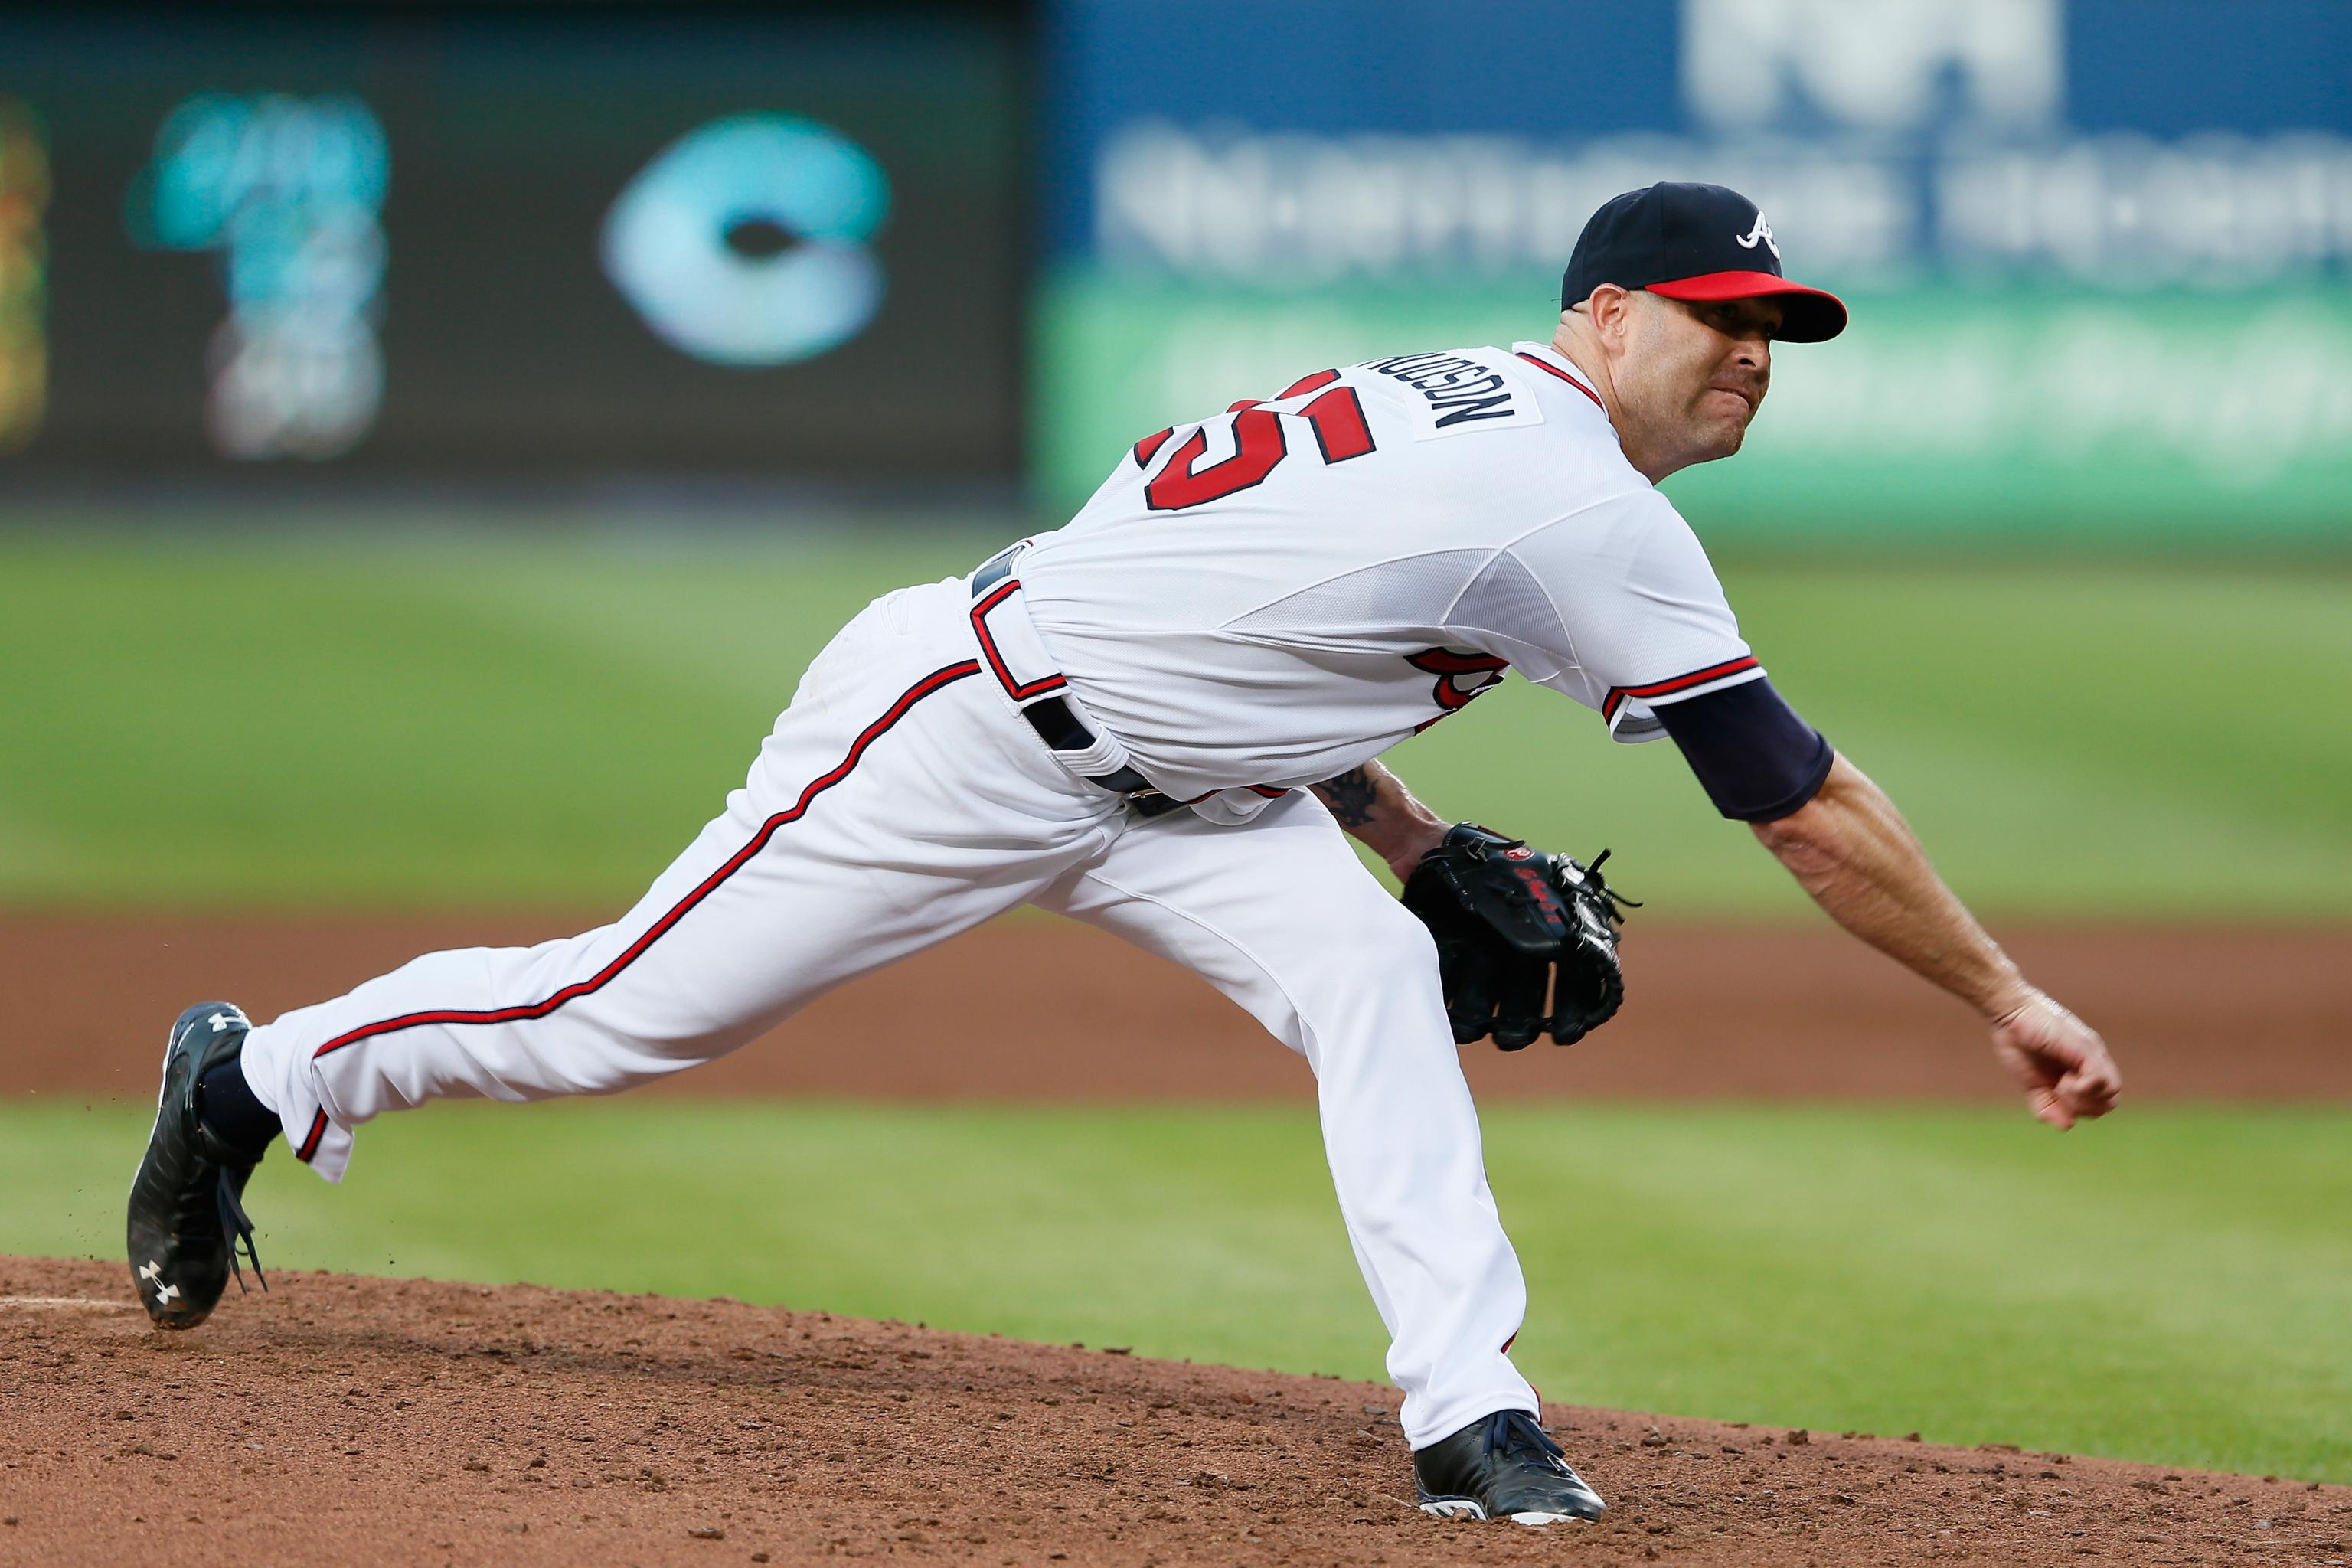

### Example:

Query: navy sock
xmin=197 ymin=1055 xmax=280 ymax=1158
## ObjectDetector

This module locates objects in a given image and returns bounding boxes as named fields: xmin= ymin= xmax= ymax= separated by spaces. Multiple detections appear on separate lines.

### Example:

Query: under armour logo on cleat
xmin=1734 ymin=214 xmax=1780 ymax=260
xmin=209 ymin=1008 xmax=247 ymax=1034
xmin=138 ymin=1260 xmax=179 ymax=1303
xmin=138 ymin=1259 xmax=162 ymax=1283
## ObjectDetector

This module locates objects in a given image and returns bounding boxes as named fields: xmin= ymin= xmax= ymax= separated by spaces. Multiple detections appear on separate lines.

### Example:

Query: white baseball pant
xmin=236 ymin=573 xmax=1541 ymax=1448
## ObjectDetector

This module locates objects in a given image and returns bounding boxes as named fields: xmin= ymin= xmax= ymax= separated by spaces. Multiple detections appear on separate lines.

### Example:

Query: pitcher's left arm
xmin=1312 ymin=761 xmax=1446 ymax=880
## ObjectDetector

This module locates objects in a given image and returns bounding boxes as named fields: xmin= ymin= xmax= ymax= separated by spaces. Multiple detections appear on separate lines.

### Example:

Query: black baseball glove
xmin=1400 ymin=823 xmax=1636 ymax=1050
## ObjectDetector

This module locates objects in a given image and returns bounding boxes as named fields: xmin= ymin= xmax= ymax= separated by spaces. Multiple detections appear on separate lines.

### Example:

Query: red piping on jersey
xmin=1514 ymin=351 xmax=1606 ymax=413
xmin=1247 ymin=785 xmax=1289 ymax=799
xmin=1602 ymin=655 xmax=1761 ymax=720
xmin=970 ymin=580 xmax=1070 ymax=701
xmin=296 ymin=659 xmax=986 ymax=1150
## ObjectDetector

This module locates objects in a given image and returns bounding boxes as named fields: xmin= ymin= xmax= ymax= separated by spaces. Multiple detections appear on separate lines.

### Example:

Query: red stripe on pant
xmin=295 ymin=658 xmax=984 ymax=1160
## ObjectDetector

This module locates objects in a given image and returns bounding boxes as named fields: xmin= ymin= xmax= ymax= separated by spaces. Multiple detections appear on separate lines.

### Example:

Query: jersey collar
xmin=1510 ymin=341 xmax=1609 ymax=417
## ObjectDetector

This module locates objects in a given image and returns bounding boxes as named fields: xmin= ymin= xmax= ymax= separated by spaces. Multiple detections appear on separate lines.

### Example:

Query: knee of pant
xmin=1297 ymin=897 xmax=1445 ymax=1017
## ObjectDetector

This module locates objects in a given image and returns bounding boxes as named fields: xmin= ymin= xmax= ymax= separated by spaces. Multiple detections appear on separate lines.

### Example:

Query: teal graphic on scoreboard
xmin=0 ymin=10 xmax=1018 ymax=479
xmin=601 ymin=115 xmax=892 ymax=370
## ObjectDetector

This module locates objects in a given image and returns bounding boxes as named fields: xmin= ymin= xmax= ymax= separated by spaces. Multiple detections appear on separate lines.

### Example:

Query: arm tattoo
xmin=1314 ymin=766 xmax=1380 ymax=828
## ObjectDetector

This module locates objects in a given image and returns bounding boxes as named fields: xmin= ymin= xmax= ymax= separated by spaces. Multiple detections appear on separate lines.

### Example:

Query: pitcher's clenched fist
xmin=1991 ymin=988 xmax=2123 ymax=1130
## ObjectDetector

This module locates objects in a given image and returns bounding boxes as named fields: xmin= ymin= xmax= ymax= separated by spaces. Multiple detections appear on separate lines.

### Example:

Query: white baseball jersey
xmin=1016 ymin=341 xmax=1768 ymax=807
xmin=227 ymin=339 xmax=1786 ymax=1466
xmin=243 ymin=571 xmax=1547 ymax=1448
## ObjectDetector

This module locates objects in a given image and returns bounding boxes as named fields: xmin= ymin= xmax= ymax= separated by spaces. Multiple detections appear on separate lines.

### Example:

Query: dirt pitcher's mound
xmin=3 ymin=1260 xmax=2343 ymax=1568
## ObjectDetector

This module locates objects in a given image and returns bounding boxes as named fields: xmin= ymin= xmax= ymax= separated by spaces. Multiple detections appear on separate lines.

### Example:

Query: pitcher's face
xmin=1614 ymin=292 xmax=1781 ymax=465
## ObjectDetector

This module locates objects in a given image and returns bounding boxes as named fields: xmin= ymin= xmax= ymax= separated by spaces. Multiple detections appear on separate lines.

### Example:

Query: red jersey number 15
xmin=1132 ymin=370 xmax=1377 ymax=511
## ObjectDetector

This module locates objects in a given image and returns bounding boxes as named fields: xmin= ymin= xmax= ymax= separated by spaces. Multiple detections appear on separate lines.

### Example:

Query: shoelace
xmin=216 ymin=1167 xmax=268 ymax=1294
xmin=1483 ymin=1409 xmax=1570 ymax=1471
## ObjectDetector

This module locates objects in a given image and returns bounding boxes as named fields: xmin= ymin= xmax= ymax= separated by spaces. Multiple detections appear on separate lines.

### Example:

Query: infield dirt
xmin=6 ymin=1257 xmax=2347 ymax=1568
xmin=11 ymin=917 xmax=2347 ymax=1563
xmin=5 ymin=914 xmax=2349 ymax=1102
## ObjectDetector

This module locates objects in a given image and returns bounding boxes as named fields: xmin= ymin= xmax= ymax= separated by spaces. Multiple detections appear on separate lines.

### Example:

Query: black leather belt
xmin=972 ymin=547 xmax=1175 ymax=810
xmin=1020 ymin=694 xmax=1168 ymax=803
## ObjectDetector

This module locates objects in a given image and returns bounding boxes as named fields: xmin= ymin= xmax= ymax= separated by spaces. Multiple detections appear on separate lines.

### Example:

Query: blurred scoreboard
xmin=1036 ymin=0 xmax=2352 ymax=541
xmin=0 ymin=8 xmax=1021 ymax=479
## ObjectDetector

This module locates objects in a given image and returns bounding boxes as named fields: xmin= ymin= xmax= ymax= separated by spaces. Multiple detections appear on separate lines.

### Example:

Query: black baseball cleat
xmin=126 ymin=1002 xmax=273 ymax=1329
xmin=1413 ymin=1408 xmax=1607 ymax=1525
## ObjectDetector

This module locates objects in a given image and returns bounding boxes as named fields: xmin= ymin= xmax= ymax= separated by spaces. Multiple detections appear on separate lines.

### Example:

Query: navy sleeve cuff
xmin=1653 ymin=676 xmax=1834 ymax=822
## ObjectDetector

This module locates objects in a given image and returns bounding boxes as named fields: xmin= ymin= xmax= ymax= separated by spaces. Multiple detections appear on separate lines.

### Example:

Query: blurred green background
xmin=1037 ymin=278 xmax=2352 ymax=537
xmin=5 ymin=524 xmax=2347 ymax=1484
xmin=3 ymin=524 xmax=2348 ymax=918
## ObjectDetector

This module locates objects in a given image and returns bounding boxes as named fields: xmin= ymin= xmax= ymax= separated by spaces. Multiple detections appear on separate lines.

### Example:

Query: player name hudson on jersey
xmin=1360 ymin=351 xmax=1541 ymax=439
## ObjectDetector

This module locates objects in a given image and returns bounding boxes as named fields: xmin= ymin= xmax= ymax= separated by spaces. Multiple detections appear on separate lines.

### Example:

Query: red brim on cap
xmin=1646 ymin=270 xmax=1848 ymax=343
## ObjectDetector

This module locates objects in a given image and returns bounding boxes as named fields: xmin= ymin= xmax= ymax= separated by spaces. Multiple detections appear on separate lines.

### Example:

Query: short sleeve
xmin=1501 ymin=490 xmax=1765 ymax=743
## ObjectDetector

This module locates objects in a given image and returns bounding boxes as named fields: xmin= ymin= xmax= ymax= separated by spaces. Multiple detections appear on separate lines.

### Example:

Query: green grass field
xmin=6 ymin=528 xmax=2347 ymax=1488
xmin=2 ymin=528 xmax=2348 ymax=918
xmin=8 ymin=1099 xmax=2345 ymax=1483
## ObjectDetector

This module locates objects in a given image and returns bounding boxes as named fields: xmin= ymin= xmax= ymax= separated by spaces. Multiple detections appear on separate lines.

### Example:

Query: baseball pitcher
xmin=131 ymin=183 xmax=2122 ymax=1527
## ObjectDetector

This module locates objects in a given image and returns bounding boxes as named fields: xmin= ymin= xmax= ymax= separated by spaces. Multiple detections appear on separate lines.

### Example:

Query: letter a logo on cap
xmin=1562 ymin=183 xmax=1846 ymax=340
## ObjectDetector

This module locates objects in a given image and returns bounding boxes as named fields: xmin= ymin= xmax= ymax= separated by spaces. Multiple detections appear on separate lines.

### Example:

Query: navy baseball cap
xmin=1562 ymin=182 xmax=1848 ymax=343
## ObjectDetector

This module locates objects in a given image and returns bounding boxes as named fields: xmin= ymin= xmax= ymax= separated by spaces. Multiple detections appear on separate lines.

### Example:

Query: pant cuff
xmin=1403 ymin=1388 xmax=1544 ymax=1452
